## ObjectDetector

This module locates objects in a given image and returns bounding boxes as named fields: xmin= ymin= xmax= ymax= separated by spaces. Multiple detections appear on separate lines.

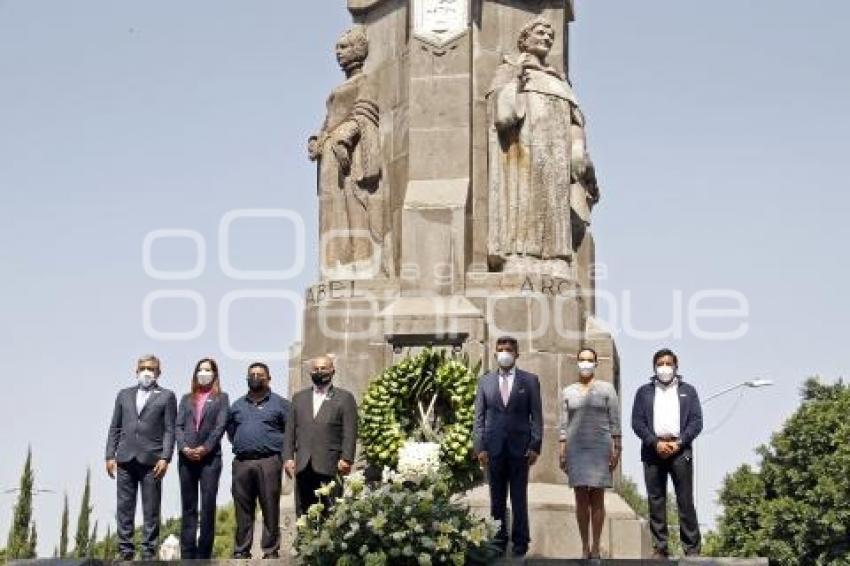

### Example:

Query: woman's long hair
xmin=191 ymin=357 xmax=221 ymax=397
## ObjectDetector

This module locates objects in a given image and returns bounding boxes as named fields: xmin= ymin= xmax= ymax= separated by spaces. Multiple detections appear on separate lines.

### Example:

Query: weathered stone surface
xmin=289 ymin=0 xmax=640 ymax=558
xmin=310 ymin=27 xmax=387 ymax=280
xmin=412 ymin=0 xmax=468 ymax=47
xmin=466 ymin=483 xmax=650 ymax=559
xmin=486 ymin=16 xmax=596 ymax=276
xmin=347 ymin=0 xmax=392 ymax=16
xmin=400 ymin=178 xmax=469 ymax=295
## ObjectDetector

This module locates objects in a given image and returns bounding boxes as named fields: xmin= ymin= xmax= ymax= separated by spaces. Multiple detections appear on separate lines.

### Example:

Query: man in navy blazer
xmin=473 ymin=336 xmax=543 ymax=557
xmin=105 ymin=354 xmax=177 ymax=560
xmin=631 ymin=348 xmax=703 ymax=558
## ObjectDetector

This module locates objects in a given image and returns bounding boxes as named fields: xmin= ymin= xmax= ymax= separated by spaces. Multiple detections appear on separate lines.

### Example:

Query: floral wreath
xmin=359 ymin=349 xmax=482 ymax=493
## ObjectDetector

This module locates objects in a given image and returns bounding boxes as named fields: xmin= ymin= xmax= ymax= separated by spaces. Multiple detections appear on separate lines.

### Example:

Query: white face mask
xmin=578 ymin=361 xmax=596 ymax=378
xmin=197 ymin=370 xmax=215 ymax=386
xmin=137 ymin=369 xmax=157 ymax=389
xmin=655 ymin=366 xmax=676 ymax=384
xmin=496 ymin=351 xmax=515 ymax=369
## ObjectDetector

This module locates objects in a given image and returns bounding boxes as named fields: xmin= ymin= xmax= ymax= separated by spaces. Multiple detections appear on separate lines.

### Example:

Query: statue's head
xmin=517 ymin=17 xmax=555 ymax=60
xmin=336 ymin=26 xmax=369 ymax=74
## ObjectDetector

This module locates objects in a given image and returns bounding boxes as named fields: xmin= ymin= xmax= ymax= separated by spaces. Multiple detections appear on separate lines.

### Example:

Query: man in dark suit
xmin=105 ymin=354 xmax=177 ymax=560
xmin=283 ymin=354 xmax=358 ymax=516
xmin=473 ymin=336 xmax=544 ymax=557
xmin=631 ymin=348 xmax=703 ymax=558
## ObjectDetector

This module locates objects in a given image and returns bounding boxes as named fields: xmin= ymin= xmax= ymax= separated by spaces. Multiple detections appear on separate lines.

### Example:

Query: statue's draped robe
xmin=487 ymin=61 xmax=579 ymax=267
xmin=315 ymin=73 xmax=382 ymax=274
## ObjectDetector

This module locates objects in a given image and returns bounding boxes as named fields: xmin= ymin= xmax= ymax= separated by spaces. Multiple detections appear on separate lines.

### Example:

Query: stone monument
xmin=283 ymin=0 xmax=651 ymax=558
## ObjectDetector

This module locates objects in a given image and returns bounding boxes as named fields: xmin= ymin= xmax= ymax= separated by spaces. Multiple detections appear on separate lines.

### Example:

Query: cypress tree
xmin=87 ymin=521 xmax=98 ymax=558
xmin=73 ymin=469 xmax=92 ymax=558
xmin=103 ymin=526 xmax=115 ymax=560
xmin=59 ymin=492 xmax=69 ymax=558
xmin=26 ymin=522 xmax=37 ymax=559
xmin=5 ymin=448 xmax=34 ymax=559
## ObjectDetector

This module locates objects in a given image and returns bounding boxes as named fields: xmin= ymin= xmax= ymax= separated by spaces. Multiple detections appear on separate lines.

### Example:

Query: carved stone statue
xmin=309 ymin=27 xmax=385 ymax=279
xmin=487 ymin=17 xmax=597 ymax=277
xmin=569 ymin=106 xmax=600 ymax=250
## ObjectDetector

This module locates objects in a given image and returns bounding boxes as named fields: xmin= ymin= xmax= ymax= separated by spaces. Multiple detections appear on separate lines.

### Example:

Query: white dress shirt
xmin=313 ymin=385 xmax=329 ymax=418
xmin=136 ymin=386 xmax=153 ymax=415
xmin=653 ymin=379 xmax=681 ymax=437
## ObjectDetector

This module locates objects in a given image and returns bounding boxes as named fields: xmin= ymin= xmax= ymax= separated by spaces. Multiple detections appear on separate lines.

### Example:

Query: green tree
xmin=212 ymin=503 xmax=236 ymax=558
xmin=59 ymin=492 xmax=69 ymax=558
xmin=707 ymin=378 xmax=850 ymax=565
xmin=26 ymin=522 xmax=37 ymax=559
xmin=91 ymin=502 xmax=238 ymax=559
xmin=73 ymin=469 xmax=92 ymax=558
xmin=616 ymin=474 xmax=682 ymax=555
xmin=87 ymin=521 xmax=98 ymax=558
xmin=102 ymin=526 xmax=115 ymax=560
xmin=5 ymin=448 xmax=34 ymax=559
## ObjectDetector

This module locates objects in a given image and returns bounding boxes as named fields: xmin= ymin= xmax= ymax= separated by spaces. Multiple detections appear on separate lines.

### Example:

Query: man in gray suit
xmin=283 ymin=354 xmax=358 ymax=516
xmin=105 ymin=354 xmax=177 ymax=560
xmin=473 ymin=336 xmax=544 ymax=557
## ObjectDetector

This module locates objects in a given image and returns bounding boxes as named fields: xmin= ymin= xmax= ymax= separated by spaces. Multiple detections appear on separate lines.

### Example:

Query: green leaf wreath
xmin=359 ymin=349 xmax=483 ymax=493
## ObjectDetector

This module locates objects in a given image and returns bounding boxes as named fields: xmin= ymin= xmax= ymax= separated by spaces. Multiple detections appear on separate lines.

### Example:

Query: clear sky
xmin=1 ymin=0 xmax=848 ymax=555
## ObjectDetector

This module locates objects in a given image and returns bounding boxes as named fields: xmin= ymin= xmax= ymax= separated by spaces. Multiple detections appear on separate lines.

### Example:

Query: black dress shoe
xmin=119 ymin=553 xmax=135 ymax=561
xmin=511 ymin=546 xmax=528 ymax=557
xmin=233 ymin=552 xmax=251 ymax=559
xmin=262 ymin=551 xmax=280 ymax=559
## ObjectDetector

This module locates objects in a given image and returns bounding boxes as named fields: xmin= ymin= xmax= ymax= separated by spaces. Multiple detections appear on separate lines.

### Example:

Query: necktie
xmin=500 ymin=375 xmax=510 ymax=406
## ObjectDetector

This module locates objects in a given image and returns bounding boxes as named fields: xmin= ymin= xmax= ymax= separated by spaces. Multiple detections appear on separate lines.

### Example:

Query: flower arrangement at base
xmin=359 ymin=349 xmax=482 ymax=493
xmin=294 ymin=470 xmax=501 ymax=566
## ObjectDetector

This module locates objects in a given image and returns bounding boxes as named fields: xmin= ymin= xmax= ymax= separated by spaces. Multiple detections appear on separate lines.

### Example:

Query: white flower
xmin=396 ymin=441 xmax=441 ymax=483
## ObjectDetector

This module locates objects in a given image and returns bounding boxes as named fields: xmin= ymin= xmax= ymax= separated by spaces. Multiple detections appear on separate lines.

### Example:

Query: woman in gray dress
xmin=559 ymin=347 xmax=622 ymax=558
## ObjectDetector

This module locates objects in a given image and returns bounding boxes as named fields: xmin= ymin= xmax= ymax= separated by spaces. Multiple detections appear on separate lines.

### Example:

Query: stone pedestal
xmin=288 ymin=272 xmax=617 ymax=485
xmin=281 ymin=0 xmax=646 ymax=558
xmin=466 ymin=483 xmax=651 ymax=559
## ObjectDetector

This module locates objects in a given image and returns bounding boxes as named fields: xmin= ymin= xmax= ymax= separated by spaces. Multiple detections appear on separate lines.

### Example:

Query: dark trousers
xmin=294 ymin=462 xmax=336 ymax=517
xmin=178 ymin=454 xmax=222 ymax=559
xmin=643 ymin=448 xmax=701 ymax=554
xmin=488 ymin=453 xmax=530 ymax=550
xmin=232 ymin=455 xmax=282 ymax=557
xmin=116 ymin=459 xmax=162 ymax=558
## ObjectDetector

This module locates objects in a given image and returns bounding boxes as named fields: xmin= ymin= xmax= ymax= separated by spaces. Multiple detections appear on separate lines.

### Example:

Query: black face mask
xmin=311 ymin=371 xmax=333 ymax=387
xmin=247 ymin=376 xmax=266 ymax=391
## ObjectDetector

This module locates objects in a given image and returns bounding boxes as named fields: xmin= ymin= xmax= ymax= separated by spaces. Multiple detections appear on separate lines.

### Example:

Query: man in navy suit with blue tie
xmin=473 ymin=336 xmax=544 ymax=557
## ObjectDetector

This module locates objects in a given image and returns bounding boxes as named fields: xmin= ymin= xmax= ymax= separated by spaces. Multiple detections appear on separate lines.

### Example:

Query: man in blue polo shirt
xmin=226 ymin=362 xmax=290 ymax=559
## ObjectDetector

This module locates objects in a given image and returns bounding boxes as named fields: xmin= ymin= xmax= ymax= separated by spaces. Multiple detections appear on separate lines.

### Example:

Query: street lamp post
xmin=704 ymin=379 xmax=775 ymax=405
xmin=695 ymin=378 xmax=774 ymax=520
